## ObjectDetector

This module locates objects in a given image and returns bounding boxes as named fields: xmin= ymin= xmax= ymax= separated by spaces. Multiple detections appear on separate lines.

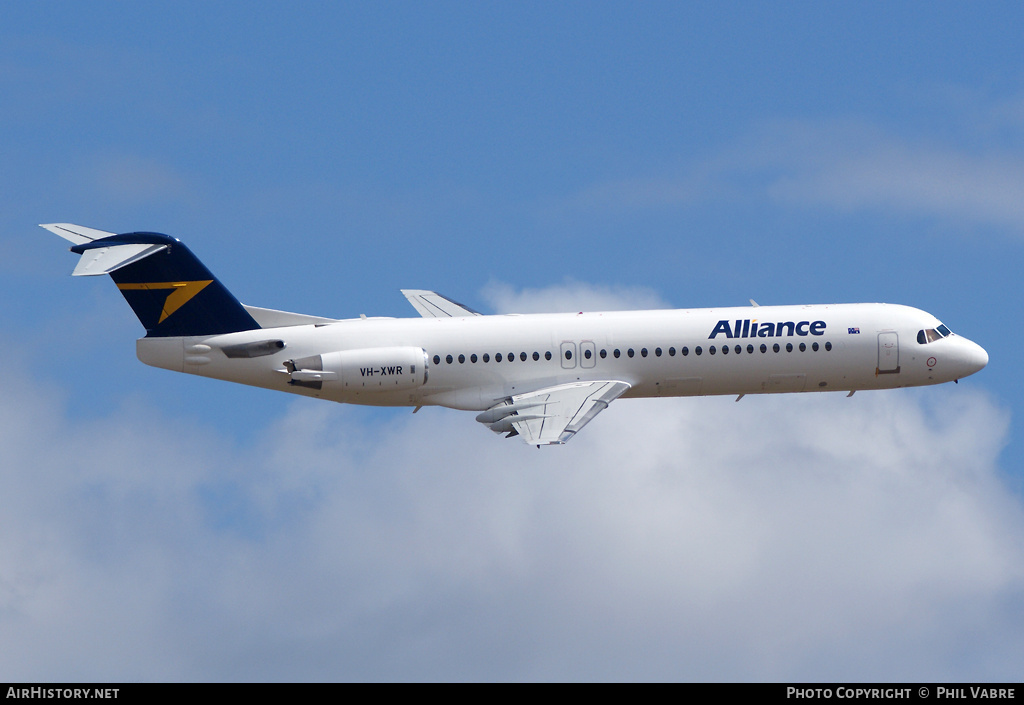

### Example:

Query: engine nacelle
xmin=286 ymin=346 xmax=428 ymax=393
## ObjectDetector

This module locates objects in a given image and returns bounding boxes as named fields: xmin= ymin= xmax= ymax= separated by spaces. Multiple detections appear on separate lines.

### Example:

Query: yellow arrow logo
xmin=117 ymin=280 xmax=213 ymax=323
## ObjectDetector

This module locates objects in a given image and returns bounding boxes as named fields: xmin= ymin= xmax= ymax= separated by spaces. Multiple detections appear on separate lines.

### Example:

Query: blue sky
xmin=2 ymin=2 xmax=1023 ymax=681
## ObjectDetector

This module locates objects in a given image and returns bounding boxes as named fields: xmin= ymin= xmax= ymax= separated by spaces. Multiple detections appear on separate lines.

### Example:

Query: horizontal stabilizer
xmin=40 ymin=223 xmax=116 ymax=245
xmin=401 ymin=289 xmax=481 ymax=318
xmin=72 ymin=243 xmax=168 ymax=276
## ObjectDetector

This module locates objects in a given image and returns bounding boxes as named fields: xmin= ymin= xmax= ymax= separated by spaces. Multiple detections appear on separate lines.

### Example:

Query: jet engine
xmin=284 ymin=346 xmax=428 ymax=392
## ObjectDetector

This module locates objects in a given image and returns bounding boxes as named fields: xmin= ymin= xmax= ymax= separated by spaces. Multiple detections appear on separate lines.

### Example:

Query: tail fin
xmin=43 ymin=224 xmax=260 ymax=338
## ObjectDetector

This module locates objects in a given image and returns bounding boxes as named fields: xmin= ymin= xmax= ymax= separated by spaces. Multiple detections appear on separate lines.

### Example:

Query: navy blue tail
xmin=71 ymin=232 xmax=260 ymax=338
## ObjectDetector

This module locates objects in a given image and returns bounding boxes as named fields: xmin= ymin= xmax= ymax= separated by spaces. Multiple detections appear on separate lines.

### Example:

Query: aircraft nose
xmin=958 ymin=338 xmax=988 ymax=377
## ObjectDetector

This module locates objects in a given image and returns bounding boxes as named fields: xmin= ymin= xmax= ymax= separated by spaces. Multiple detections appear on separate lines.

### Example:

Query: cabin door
xmin=877 ymin=332 xmax=900 ymax=374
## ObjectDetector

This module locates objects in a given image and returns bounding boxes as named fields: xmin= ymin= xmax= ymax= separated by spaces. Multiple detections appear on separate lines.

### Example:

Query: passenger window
xmin=483 ymin=353 xmax=490 ymax=363
xmin=825 ymin=342 xmax=832 ymax=351
xmin=628 ymin=349 xmax=635 ymax=358
xmin=614 ymin=349 xmax=621 ymax=358
xmin=812 ymin=342 xmax=819 ymax=352
xmin=695 ymin=346 xmax=702 ymax=356
xmin=669 ymin=347 xmax=676 ymax=356
xmin=747 ymin=344 xmax=754 ymax=354
xmin=521 ymin=352 xmax=528 ymax=361
xmin=721 ymin=345 xmax=728 ymax=355
xmin=773 ymin=344 xmax=780 ymax=353
xmin=600 ymin=349 xmax=607 ymax=359
xmin=786 ymin=343 xmax=793 ymax=352
xmin=734 ymin=345 xmax=741 ymax=354
xmin=458 ymin=354 xmax=465 ymax=363
xmin=563 ymin=350 xmax=571 ymax=361
xmin=682 ymin=346 xmax=689 ymax=356
xmin=641 ymin=348 xmax=648 ymax=357
xmin=471 ymin=354 xmax=478 ymax=363
xmin=433 ymin=355 xmax=440 ymax=365
xmin=799 ymin=343 xmax=806 ymax=352
xmin=545 ymin=351 xmax=552 ymax=360
xmin=446 ymin=354 xmax=453 ymax=364
xmin=533 ymin=352 xmax=540 ymax=361
xmin=760 ymin=344 xmax=767 ymax=353
xmin=710 ymin=346 xmax=717 ymax=355
xmin=583 ymin=349 xmax=591 ymax=360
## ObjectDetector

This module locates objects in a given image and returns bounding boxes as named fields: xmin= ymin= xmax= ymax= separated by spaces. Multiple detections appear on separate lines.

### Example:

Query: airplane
xmin=42 ymin=223 xmax=989 ymax=446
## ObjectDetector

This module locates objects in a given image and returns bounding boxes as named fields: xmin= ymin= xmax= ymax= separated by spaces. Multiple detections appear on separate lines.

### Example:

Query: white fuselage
xmin=136 ymin=302 xmax=988 ymax=411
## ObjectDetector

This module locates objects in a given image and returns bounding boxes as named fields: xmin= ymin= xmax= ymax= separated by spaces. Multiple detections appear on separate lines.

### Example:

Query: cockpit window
xmin=917 ymin=324 xmax=953 ymax=345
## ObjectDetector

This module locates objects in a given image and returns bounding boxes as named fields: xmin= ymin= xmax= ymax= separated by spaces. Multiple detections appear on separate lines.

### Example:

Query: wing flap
xmin=479 ymin=380 xmax=630 ymax=446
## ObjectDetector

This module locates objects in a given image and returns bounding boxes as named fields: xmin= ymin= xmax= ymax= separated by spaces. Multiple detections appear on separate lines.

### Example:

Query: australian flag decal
xmin=848 ymin=327 xmax=860 ymax=334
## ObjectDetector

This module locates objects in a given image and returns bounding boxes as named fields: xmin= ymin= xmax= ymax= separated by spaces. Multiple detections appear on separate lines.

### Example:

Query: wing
xmin=476 ymin=380 xmax=630 ymax=446
xmin=401 ymin=289 xmax=481 ymax=318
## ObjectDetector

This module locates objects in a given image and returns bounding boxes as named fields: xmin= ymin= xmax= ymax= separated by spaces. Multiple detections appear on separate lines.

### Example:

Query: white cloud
xmin=562 ymin=116 xmax=1024 ymax=233
xmin=760 ymin=124 xmax=1024 ymax=231
xmin=1 ymin=283 xmax=1022 ymax=681
xmin=482 ymin=279 xmax=669 ymax=313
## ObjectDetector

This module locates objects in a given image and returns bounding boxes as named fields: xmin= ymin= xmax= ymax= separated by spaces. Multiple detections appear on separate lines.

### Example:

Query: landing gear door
xmin=560 ymin=341 xmax=577 ymax=369
xmin=877 ymin=332 xmax=900 ymax=374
